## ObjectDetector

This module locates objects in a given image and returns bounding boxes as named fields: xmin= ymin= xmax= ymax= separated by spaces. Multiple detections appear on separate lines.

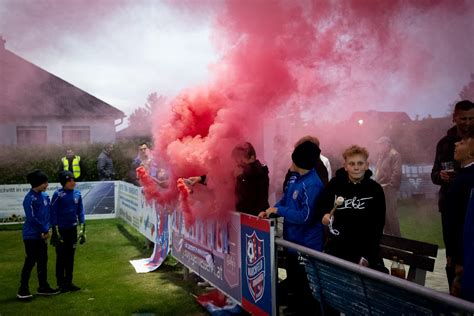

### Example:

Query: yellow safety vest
xmin=62 ymin=156 xmax=81 ymax=179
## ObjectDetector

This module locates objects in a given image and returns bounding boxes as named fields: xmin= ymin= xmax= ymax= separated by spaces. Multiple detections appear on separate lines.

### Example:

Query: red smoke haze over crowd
xmin=151 ymin=0 xmax=474 ymax=221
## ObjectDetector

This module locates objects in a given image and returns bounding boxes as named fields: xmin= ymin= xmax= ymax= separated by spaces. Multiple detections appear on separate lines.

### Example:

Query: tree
xmin=460 ymin=73 xmax=474 ymax=101
xmin=446 ymin=73 xmax=474 ymax=115
xmin=126 ymin=93 xmax=167 ymax=137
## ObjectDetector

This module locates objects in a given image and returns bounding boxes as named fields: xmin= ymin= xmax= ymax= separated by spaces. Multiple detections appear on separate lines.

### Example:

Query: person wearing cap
xmin=317 ymin=145 xmax=386 ymax=269
xmin=50 ymin=170 xmax=86 ymax=293
xmin=17 ymin=170 xmax=59 ymax=300
xmin=259 ymin=140 xmax=324 ymax=315
xmin=282 ymin=135 xmax=331 ymax=191
xmin=374 ymin=136 xmax=402 ymax=237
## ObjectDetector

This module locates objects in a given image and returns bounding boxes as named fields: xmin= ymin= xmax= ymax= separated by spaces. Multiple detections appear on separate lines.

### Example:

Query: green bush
xmin=0 ymin=140 xmax=149 ymax=184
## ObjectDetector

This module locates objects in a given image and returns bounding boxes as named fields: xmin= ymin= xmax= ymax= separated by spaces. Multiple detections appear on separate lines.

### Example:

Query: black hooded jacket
xmin=316 ymin=168 xmax=386 ymax=267
xmin=431 ymin=126 xmax=461 ymax=213
xmin=235 ymin=160 xmax=270 ymax=216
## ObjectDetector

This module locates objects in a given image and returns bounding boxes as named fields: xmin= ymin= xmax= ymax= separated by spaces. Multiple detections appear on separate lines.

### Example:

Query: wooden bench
xmin=378 ymin=234 xmax=438 ymax=285
xmin=275 ymin=238 xmax=474 ymax=315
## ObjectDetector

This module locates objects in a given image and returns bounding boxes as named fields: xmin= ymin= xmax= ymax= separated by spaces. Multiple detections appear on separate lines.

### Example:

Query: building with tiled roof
xmin=0 ymin=37 xmax=125 ymax=145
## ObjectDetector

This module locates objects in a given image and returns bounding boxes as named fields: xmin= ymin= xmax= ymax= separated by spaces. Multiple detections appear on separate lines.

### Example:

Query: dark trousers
xmin=286 ymin=252 xmax=320 ymax=315
xmin=441 ymin=212 xmax=455 ymax=289
xmin=56 ymin=226 xmax=78 ymax=287
xmin=20 ymin=239 xmax=49 ymax=290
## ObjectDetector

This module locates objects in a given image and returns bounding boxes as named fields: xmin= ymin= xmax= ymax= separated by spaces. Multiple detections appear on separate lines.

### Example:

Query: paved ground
xmin=425 ymin=248 xmax=449 ymax=293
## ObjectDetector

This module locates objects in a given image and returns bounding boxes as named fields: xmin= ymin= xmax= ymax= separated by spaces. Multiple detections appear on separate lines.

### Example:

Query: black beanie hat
xmin=26 ymin=170 xmax=48 ymax=188
xmin=58 ymin=170 xmax=74 ymax=187
xmin=291 ymin=141 xmax=321 ymax=170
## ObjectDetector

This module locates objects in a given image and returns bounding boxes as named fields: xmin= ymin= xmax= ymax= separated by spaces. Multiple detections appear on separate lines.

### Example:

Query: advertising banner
xmin=240 ymin=214 xmax=276 ymax=316
xmin=116 ymin=181 xmax=171 ymax=271
xmin=0 ymin=181 xmax=116 ymax=223
xmin=171 ymin=210 xmax=242 ymax=302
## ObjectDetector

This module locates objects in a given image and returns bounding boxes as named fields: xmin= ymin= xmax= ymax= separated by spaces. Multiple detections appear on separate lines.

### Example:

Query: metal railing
xmin=275 ymin=238 xmax=474 ymax=314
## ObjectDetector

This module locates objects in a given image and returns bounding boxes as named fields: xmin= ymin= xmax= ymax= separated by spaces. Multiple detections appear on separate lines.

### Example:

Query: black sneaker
xmin=17 ymin=289 xmax=33 ymax=300
xmin=37 ymin=287 xmax=60 ymax=295
xmin=68 ymin=284 xmax=81 ymax=291
xmin=59 ymin=286 xmax=70 ymax=293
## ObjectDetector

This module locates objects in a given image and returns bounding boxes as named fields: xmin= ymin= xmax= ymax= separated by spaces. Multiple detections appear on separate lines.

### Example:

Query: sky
xmin=0 ymin=0 xmax=218 ymax=125
xmin=1 ymin=0 xmax=473 ymax=127
xmin=2 ymin=0 xmax=474 ymax=220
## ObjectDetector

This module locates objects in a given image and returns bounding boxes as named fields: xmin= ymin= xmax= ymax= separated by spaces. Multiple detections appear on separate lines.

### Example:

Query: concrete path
xmin=425 ymin=248 xmax=449 ymax=293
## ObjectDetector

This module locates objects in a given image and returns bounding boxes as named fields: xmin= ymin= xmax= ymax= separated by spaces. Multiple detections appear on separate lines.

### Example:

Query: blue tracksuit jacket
xmin=275 ymin=169 xmax=324 ymax=251
xmin=50 ymin=188 xmax=85 ymax=228
xmin=22 ymin=190 xmax=51 ymax=240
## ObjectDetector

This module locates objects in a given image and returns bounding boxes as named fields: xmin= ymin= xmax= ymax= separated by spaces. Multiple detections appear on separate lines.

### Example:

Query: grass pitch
xmin=0 ymin=219 xmax=206 ymax=316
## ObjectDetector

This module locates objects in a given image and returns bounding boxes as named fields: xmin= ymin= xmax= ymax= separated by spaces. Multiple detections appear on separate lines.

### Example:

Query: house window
xmin=62 ymin=126 xmax=91 ymax=144
xmin=16 ymin=126 xmax=47 ymax=145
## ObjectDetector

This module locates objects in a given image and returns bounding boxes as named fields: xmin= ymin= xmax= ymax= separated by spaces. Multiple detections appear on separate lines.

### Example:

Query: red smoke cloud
xmin=148 ymin=0 xmax=473 ymax=222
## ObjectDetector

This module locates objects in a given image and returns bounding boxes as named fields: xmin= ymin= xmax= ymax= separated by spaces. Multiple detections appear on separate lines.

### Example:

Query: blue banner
xmin=240 ymin=214 xmax=275 ymax=316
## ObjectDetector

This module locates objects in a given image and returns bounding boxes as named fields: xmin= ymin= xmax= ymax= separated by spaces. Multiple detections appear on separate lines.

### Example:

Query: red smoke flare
xmin=151 ymin=0 xmax=473 ymax=223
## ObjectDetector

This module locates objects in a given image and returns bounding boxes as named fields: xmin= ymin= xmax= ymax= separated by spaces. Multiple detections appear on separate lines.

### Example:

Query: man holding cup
xmin=431 ymin=100 xmax=474 ymax=292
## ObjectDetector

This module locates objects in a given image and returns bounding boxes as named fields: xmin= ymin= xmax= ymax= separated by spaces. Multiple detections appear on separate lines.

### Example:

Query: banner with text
xmin=0 ymin=181 xmax=116 ymax=223
xmin=116 ymin=181 xmax=171 ymax=271
xmin=171 ymin=210 xmax=242 ymax=302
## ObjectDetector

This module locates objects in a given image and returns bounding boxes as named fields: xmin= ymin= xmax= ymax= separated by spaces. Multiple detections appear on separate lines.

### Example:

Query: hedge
xmin=0 ymin=139 xmax=150 ymax=184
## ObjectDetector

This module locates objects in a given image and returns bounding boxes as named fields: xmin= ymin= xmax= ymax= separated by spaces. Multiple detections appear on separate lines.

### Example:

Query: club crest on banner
xmin=245 ymin=231 xmax=265 ymax=302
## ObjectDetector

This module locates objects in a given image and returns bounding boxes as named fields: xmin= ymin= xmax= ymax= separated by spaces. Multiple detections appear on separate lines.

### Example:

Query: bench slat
xmin=380 ymin=234 xmax=438 ymax=257
xmin=302 ymin=255 xmax=467 ymax=315
xmin=379 ymin=245 xmax=436 ymax=272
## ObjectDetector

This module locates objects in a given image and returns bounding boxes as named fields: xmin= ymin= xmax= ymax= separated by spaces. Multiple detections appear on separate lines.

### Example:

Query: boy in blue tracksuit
xmin=260 ymin=140 xmax=324 ymax=315
xmin=17 ymin=170 xmax=59 ymax=300
xmin=50 ymin=170 xmax=86 ymax=292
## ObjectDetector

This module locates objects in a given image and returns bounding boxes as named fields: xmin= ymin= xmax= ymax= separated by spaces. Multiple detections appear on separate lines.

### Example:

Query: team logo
xmin=292 ymin=190 xmax=299 ymax=200
xmin=246 ymin=231 xmax=265 ymax=302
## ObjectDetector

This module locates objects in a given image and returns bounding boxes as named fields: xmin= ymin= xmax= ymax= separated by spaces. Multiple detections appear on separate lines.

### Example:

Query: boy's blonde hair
xmin=342 ymin=145 xmax=369 ymax=160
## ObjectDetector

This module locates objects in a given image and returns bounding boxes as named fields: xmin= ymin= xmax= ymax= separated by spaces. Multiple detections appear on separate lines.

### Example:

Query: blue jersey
xmin=22 ymin=190 xmax=50 ymax=240
xmin=275 ymin=169 xmax=324 ymax=251
xmin=50 ymin=188 xmax=85 ymax=228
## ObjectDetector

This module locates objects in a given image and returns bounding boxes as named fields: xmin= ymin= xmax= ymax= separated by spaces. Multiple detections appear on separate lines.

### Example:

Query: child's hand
xmin=78 ymin=224 xmax=86 ymax=244
xmin=78 ymin=232 xmax=86 ymax=244
xmin=322 ymin=214 xmax=331 ymax=226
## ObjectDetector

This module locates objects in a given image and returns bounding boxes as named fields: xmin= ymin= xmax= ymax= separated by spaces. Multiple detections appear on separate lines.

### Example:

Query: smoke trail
xmin=149 ymin=0 xmax=472 ymax=222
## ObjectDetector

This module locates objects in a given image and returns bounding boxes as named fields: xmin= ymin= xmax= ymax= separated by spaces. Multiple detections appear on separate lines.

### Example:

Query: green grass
xmin=0 ymin=199 xmax=444 ymax=315
xmin=0 ymin=219 xmax=206 ymax=316
xmin=399 ymin=198 xmax=444 ymax=247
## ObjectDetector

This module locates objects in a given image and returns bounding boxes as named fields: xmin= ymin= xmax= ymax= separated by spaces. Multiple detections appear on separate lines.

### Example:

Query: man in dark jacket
xmin=97 ymin=143 xmax=115 ymax=181
xmin=431 ymin=100 xmax=474 ymax=289
xmin=232 ymin=142 xmax=269 ymax=216
xmin=318 ymin=145 xmax=386 ymax=268
xmin=446 ymin=131 xmax=474 ymax=297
